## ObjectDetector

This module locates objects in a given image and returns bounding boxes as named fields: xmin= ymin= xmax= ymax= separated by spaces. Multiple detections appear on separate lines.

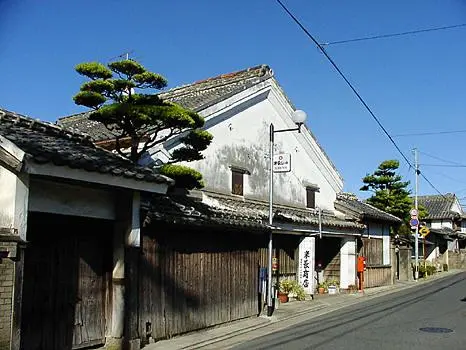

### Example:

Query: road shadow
xmin=233 ymin=272 xmax=465 ymax=350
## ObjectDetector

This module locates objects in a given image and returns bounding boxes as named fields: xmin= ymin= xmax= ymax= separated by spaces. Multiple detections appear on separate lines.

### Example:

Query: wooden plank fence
xmin=139 ymin=225 xmax=261 ymax=344
xmin=363 ymin=265 xmax=392 ymax=288
xmin=258 ymin=235 xmax=299 ymax=281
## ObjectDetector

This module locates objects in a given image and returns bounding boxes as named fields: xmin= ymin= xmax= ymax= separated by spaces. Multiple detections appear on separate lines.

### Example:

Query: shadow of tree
xmin=236 ymin=273 xmax=465 ymax=349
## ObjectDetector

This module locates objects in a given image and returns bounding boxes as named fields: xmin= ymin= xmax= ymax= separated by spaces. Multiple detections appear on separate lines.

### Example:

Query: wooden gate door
xmin=72 ymin=233 xmax=106 ymax=349
xmin=21 ymin=214 xmax=109 ymax=350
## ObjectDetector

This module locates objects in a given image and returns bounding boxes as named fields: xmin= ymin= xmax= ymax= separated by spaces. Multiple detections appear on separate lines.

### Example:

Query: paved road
xmin=232 ymin=273 xmax=466 ymax=350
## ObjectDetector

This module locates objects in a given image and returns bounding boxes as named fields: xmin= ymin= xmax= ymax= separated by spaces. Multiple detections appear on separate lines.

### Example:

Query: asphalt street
xmin=232 ymin=272 xmax=466 ymax=350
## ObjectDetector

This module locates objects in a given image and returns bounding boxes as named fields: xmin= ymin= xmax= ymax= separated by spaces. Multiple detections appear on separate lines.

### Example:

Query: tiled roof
xmin=0 ymin=108 xmax=172 ymax=185
xmin=146 ymin=191 xmax=364 ymax=231
xmin=429 ymin=227 xmax=456 ymax=240
xmin=57 ymin=65 xmax=341 ymax=178
xmin=335 ymin=193 xmax=402 ymax=223
xmin=56 ymin=111 xmax=118 ymax=142
xmin=145 ymin=194 xmax=267 ymax=231
xmin=57 ymin=65 xmax=272 ymax=142
xmin=416 ymin=194 xmax=459 ymax=220
xmin=157 ymin=64 xmax=272 ymax=111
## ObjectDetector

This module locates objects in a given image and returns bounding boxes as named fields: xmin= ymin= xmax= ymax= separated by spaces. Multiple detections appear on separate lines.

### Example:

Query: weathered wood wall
xmin=258 ymin=234 xmax=299 ymax=280
xmin=358 ymin=238 xmax=392 ymax=287
xmin=360 ymin=238 xmax=383 ymax=266
xmin=363 ymin=265 xmax=392 ymax=288
xmin=140 ymin=224 xmax=261 ymax=344
xmin=21 ymin=213 xmax=111 ymax=350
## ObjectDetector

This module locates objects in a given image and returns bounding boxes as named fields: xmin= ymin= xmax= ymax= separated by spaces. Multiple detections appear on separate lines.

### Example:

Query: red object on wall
xmin=357 ymin=256 xmax=366 ymax=273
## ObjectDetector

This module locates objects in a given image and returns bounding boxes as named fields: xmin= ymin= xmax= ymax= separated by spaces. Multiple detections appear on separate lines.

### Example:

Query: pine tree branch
xmin=114 ymin=136 xmax=130 ymax=160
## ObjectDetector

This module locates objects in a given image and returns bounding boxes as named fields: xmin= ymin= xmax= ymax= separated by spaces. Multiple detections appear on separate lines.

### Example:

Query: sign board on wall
xmin=298 ymin=237 xmax=315 ymax=295
xmin=273 ymin=153 xmax=291 ymax=173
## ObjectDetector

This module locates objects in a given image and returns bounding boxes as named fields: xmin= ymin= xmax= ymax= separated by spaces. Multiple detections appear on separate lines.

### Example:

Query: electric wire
xmin=421 ymin=164 xmax=466 ymax=168
xmin=422 ymin=169 xmax=466 ymax=186
xmin=419 ymin=151 xmax=465 ymax=166
xmin=393 ymin=129 xmax=466 ymax=137
xmin=275 ymin=0 xmax=451 ymax=200
xmin=321 ymin=23 xmax=466 ymax=46
xmin=275 ymin=0 xmax=412 ymax=167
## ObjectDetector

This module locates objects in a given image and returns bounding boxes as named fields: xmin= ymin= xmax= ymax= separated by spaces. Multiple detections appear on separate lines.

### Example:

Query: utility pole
xmin=266 ymin=110 xmax=307 ymax=317
xmin=413 ymin=148 xmax=419 ymax=280
xmin=267 ymin=124 xmax=274 ymax=317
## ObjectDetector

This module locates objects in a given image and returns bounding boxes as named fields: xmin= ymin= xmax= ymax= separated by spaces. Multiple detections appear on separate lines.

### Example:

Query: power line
xmin=420 ymin=172 xmax=448 ymax=198
xmin=421 ymin=164 xmax=466 ymax=168
xmin=275 ymin=0 xmax=452 ymax=201
xmin=321 ymin=23 xmax=466 ymax=46
xmin=393 ymin=129 xmax=466 ymax=137
xmin=275 ymin=0 xmax=412 ymax=167
xmin=423 ymin=168 xmax=466 ymax=186
xmin=419 ymin=151 xmax=464 ymax=166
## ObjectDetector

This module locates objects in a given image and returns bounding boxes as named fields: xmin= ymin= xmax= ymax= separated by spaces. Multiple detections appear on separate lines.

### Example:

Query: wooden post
xmin=125 ymin=192 xmax=141 ymax=350
xmin=110 ymin=191 xmax=141 ymax=349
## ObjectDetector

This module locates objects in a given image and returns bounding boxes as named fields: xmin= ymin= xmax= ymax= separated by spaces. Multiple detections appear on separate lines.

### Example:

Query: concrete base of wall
xmin=448 ymin=252 xmax=466 ymax=270
xmin=104 ymin=337 xmax=123 ymax=350
xmin=104 ymin=337 xmax=141 ymax=350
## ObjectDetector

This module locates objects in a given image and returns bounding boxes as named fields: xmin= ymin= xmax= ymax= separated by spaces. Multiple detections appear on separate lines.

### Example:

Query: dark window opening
xmin=306 ymin=187 xmax=318 ymax=209
xmin=232 ymin=170 xmax=244 ymax=196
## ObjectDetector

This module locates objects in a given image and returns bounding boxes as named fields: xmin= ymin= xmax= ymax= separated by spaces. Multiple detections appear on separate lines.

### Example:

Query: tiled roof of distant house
xmin=416 ymin=194 xmax=460 ymax=220
xmin=335 ymin=193 xmax=402 ymax=223
xmin=0 ymin=108 xmax=172 ymax=185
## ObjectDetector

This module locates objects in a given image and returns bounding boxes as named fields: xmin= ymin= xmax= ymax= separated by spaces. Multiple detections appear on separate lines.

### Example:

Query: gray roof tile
xmin=416 ymin=194 xmax=460 ymax=220
xmin=335 ymin=193 xmax=402 ymax=223
xmin=146 ymin=192 xmax=364 ymax=231
xmin=0 ymin=108 xmax=172 ymax=185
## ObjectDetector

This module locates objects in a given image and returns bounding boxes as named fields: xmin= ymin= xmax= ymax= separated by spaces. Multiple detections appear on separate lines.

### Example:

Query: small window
xmin=306 ymin=186 xmax=319 ymax=209
xmin=232 ymin=170 xmax=244 ymax=196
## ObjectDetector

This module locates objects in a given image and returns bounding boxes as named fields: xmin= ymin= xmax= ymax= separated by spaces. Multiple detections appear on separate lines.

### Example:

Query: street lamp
xmin=267 ymin=109 xmax=307 ymax=317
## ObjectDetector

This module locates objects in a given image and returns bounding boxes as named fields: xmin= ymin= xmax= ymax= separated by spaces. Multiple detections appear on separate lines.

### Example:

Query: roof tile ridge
xmin=0 ymin=108 xmax=94 ymax=145
xmin=57 ymin=110 xmax=91 ymax=122
xmin=360 ymin=201 xmax=402 ymax=220
xmin=159 ymin=64 xmax=273 ymax=98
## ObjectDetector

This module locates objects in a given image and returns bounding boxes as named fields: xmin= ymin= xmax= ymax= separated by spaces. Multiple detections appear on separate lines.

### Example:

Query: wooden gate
xmin=21 ymin=214 xmax=111 ymax=350
xmin=140 ymin=225 xmax=260 ymax=343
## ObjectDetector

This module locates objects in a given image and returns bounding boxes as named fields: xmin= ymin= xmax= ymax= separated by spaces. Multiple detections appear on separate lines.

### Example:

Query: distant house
xmin=59 ymin=65 xmax=368 ymax=344
xmin=0 ymin=108 xmax=172 ymax=350
xmin=417 ymin=193 xmax=466 ymax=253
xmin=335 ymin=193 xmax=402 ymax=287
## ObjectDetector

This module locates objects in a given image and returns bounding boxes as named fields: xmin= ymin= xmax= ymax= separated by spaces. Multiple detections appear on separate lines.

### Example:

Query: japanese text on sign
xmin=273 ymin=153 xmax=291 ymax=173
xmin=298 ymin=237 xmax=314 ymax=294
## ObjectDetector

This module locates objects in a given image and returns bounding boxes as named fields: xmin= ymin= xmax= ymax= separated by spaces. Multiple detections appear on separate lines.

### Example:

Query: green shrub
xmin=292 ymin=283 xmax=306 ymax=301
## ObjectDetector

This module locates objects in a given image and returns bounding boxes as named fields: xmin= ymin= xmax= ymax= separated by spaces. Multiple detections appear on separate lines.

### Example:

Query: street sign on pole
xmin=419 ymin=226 xmax=430 ymax=236
xmin=273 ymin=153 xmax=291 ymax=173
xmin=409 ymin=218 xmax=419 ymax=227
xmin=410 ymin=208 xmax=418 ymax=216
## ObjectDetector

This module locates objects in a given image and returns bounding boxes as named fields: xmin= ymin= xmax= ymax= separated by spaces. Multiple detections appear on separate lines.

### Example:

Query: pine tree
xmin=73 ymin=59 xmax=212 ymax=189
xmin=361 ymin=160 xmax=413 ymax=220
xmin=361 ymin=160 xmax=428 ymax=235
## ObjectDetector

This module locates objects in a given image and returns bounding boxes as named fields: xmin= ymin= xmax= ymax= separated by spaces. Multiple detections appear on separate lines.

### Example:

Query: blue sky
xmin=1 ymin=0 xmax=466 ymax=200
